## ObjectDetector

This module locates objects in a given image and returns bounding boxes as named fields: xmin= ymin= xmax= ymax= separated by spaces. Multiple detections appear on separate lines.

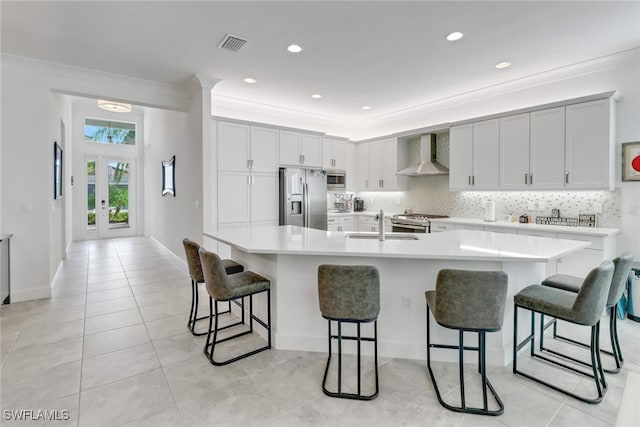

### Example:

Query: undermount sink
xmin=345 ymin=233 xmax=419 ymax=241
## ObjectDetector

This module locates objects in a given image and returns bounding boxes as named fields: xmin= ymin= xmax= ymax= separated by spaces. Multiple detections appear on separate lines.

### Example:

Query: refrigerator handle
xmin=303 ymin=182 xmax=309 ymax=227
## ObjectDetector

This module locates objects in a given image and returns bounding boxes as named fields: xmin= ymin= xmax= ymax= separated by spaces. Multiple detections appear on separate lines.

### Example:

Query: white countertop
xmin=204 ymin=224 xmax=589 ymax=262
xmin=429 ymin=217 xmax=620 ymax=237
xmin=328 ymin=211 xmax=399 ymax=217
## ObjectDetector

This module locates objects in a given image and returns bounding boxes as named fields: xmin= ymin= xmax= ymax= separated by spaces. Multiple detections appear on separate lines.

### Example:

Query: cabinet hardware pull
xmin=468 ymin=176 xmax=471 ymax=185
xmin=525 ymin=173 xmax=528 ymax=185
xmin=530 ymin=174 xmax=533 ymax=185
xmin=247 ymin=159 xmax=251 ymax=170
xmin=472 ymin=175 xmax=475 ymax=185
xmin=381 ymin=179 xmax=384 ymax=187
xmin=365 ymin=179 xmax=368 ymax=188
xmin=247 ymin=176 xmax=250 ymax=185
xmin=252 ymin=176 xmax=255 ymax=185
xmin=565 ymin=172 xmax=569 ymax=184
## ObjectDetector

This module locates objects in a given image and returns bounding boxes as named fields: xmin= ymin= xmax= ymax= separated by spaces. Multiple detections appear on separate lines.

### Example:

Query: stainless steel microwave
xmin=326 ymin=172 xmax=346 ymax=190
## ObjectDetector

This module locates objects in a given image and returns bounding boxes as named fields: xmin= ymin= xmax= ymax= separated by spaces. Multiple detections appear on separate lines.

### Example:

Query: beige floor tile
xmin=85 ymin=296 xmax=138 ymax=318
xmin=81 ymin=342 xmax=160 ymax=390
xmin=84 ymin=309 xmax=143 ymax=335
xmin=79 ymin=369 xmax=174 ymax=427
xmin=13 ymin=319 xmax=84 ymax=351
xmin=83 ymin=324 xmax=150 ymax=358
xmin=86 ymin=288 xmax=133 ymax=304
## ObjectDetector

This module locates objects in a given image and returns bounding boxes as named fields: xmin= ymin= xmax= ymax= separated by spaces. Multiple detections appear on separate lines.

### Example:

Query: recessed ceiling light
xmin=361 ymin=105 xmax=372 ymax=110
xmin=287 ymin=44 xmax=302 ymax=53
xmin=446 ymin=32 xmax=463 ymax=41
xmin=495 ymin=61 xmax=511 ymax=69
xmin=311 ymin=94 xmax=323 ymax=99
xmin=243 ymin=77 xmax=257 ymax=84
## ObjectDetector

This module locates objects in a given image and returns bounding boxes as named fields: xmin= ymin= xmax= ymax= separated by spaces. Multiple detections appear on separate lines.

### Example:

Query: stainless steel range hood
xmin=396 ymin=134 xmax=449 ymax=176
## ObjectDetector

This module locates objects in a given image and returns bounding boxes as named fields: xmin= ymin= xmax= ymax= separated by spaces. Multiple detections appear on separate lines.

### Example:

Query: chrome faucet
xmin=378 ymin=209 xmax=385 ymax=241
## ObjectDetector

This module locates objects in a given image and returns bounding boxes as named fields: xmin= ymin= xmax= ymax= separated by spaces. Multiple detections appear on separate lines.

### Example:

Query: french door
xmin=85 ymin=156 xmax=137 ymax=238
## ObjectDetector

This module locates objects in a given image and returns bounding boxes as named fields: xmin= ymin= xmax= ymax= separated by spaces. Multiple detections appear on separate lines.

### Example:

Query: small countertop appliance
xmin=354 ymin=198 xmax=365 ymax=212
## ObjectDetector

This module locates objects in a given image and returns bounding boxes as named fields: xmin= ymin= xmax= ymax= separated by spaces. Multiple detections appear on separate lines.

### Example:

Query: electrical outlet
xmin=594 ymin=203 xmax=603 ymax=214
xmin=527 ymin=201 xmax=536 ymax=211
xmin=537 ymin=201 xmax=546 ymax=211
xmin=402 ymin=296 xmax=412 ymax=311
xmin=396 ymin=198 xmax=401 ymax=206
xmin=629 ymin=205 xmax=638 ymax=215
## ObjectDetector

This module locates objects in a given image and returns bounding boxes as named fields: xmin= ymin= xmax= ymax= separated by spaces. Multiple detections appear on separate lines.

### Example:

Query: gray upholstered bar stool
xmin=513 ymin=261 xmax=614 ymax=404
xmin=198 ymin=247 xmax=271 ymax=366
xmin=317 ymin=264 xmax=380 ymax=400
xmin=539 ymin=253 xmax=633 ymax=373
xmin=425 ymin=269 xmax=508 ymax=416
xmin=182 ymin=238 xmax=244 ymax=336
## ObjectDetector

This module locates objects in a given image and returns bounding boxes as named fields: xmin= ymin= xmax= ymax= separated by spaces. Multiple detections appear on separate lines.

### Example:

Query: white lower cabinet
xmin=327 ymin=216 xmax=357 ymax=232
xmin=356 ymin=216 xmax=391 ymax=232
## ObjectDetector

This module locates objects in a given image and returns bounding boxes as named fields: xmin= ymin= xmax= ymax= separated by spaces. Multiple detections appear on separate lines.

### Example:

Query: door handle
xmin=101 ymin=200 xmax=106 ymax=210
xmin=525 ymin=173 xmax=528 ymax=185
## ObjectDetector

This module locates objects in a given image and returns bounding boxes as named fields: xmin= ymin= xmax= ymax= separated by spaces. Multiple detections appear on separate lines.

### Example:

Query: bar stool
xmin=182 ymin=238 xmax=244 ymax=336
xmin=513 ymin=261 xmax=614 ymax=404
xmin=198 ymin=247 xmax=271 ymax=366
xmin=539 ymin=254 xmax=633 ymax=373
xmin=317 ymin=264 xmax=380 ymax=400
xmin=425 ymin=269 xmax=508 ymax=416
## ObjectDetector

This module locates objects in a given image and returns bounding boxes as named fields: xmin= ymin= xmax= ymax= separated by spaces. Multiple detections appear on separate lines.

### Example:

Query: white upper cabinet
xmin=279 ymin=131 xmax=322 ymax=167
xmin=322 ymin=137 xmax=346 ymax=170
xmin=449 ymin=124 xmax=473 ymax=190
xmin=357 ymin=138 xmax=405 ymax=191
xmin=218 ymin=122 xmax=250 ymax=172
xmin=250 ymin=126 xmax=278 ymax=173
xmin=530 ymin=107 xmax=565 ymax=190
xmin=357 ymin=143 xmax=369 ymax=190
xmin=449 ymin=121 xmax=499 ymax=190
xmin=472 ymin=119 xmax=500 ymax=189
xmin=345 ymin=143 xmax=357 ymax=192
xmin=499 ymin=113 xmax=530 ymax=190
xmin=565 ymin=98 xmax=613 ymax=190
xmin=451 ymin=95 xmax=614 ymax=191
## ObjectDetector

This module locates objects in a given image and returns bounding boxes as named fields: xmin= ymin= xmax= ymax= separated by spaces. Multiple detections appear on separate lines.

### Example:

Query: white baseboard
xmin=10 ymin=286 xmax=51 ymax=303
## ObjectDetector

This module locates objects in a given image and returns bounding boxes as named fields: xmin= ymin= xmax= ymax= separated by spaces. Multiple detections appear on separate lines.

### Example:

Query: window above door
xmin=84 ymin=118 xmax=136 ymax=145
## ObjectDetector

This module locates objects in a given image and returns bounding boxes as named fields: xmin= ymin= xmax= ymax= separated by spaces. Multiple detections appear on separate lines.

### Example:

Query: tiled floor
xmin=1 ymin=237 xmax=638 ymax=426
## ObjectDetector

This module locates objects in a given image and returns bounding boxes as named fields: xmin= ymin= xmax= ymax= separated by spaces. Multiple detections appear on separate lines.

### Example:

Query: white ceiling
xmin=2 ymin=1 xmax=639 ymax=122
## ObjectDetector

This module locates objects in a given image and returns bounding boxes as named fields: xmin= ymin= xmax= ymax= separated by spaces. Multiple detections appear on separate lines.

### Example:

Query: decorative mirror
xmin=162 ymin=156 xmax=175 ymax=196
xmin=54 ymin=141 xmax=63 ymax=199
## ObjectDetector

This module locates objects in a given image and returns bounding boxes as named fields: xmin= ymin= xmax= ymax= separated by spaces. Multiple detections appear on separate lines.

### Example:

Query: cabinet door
xmin=381 ymin=139 xmax=400 ymax=190
xmin=499 ymin=114 xmax=530 ymax=190
xmin=301 ymin=134 xmax=322 ymax=167
xmin=345 ymin=143 xmax=357 ymax=192
xmin=530 ymin=107 xmax=566 ymax=190
xmin=565 ymin=99 xmax=612 ymax=190
xmin=368 ymin=141 xmax=383 ymax=189
xmin=279 ymin=130 xmax=301 ymax=166
xmin=250 ymin=126 xmax=278 ymax=173
xmin=341 ymin=216 xmax=356 ymax=232
xmin=218 ymin=172 xmax=250 ymax=223
xmin=218 ymin=122 xmax=250 ymax=172
xmin=449 ymin=124 xmax=473 ymax=190
xmin=333 ymin=140 xmax=346 ymax=170
xmin=357 ymin=143 xmax=370 ymax=190
xmin=472 ymin=119 xmax=500 ymax=189
xmin=322 ymin=138 xmax=334 ymax=169
xmin=250 ymin=173 xmax=279 ymax=223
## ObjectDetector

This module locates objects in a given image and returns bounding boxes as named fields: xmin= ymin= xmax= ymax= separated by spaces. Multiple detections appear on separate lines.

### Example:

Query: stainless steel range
xmin=391 ymin=213 xmax=450 ymax=233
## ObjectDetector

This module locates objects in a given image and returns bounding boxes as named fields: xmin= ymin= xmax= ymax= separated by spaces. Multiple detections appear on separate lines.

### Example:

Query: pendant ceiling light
xmin=98 ymin=99 xmax=132 ymax=113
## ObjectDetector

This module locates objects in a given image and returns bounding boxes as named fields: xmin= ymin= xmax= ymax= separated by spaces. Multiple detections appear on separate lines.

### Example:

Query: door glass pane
xmin=108 ymin=161 xmax=130 ymax=229
xmin=87 ymin=160 xmax=96 ymax=231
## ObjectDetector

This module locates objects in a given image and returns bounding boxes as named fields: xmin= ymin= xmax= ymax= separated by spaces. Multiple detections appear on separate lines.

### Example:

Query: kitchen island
xmin=203 ymin=224 xmax=589 ymax=366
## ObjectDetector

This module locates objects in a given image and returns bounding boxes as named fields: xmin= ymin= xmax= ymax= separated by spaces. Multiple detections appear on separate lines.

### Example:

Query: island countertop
xmin=204 ymin=224 xmax=589 ymax=262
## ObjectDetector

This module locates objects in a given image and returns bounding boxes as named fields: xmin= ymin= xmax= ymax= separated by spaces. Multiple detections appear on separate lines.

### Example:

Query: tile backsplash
xmin=359 ymin=175 xmax=621 ymax=227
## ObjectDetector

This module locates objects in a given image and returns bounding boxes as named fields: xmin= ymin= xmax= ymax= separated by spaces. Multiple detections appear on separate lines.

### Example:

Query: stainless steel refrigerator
xmin=279 ymin=168 xmax=327 ymax=231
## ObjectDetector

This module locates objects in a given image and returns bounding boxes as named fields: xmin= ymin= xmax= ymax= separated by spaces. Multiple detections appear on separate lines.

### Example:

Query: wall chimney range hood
xmin=396 ymin=134 xmax=449 ymax=176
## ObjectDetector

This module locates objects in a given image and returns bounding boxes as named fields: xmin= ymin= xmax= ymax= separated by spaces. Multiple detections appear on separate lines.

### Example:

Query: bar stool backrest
xmin=318 ymin=265 xmax=380 ymax=322
xmin=198 ymin=247 xmax=232 ymax=301
xmin=183 ymin=238 xmax=204 ymax=283
xmin=572 ymin=261 xmax=614 ymax=326
xmin=434 ymin=269 xmax=508 ymax=332
xmin=607 ymin=254 xmax=634 ymax=307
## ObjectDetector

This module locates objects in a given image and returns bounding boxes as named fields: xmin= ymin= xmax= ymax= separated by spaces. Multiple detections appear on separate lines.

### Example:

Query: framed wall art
xmin=622 ymin=142 xmax=640 ymax=182
xmin=162 ymin=156 xmax=175 ymax=196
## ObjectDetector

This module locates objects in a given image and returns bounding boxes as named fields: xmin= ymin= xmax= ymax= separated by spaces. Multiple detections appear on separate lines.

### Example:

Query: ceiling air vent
xmin=218 ymin=34 xmax=247 ymax=52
